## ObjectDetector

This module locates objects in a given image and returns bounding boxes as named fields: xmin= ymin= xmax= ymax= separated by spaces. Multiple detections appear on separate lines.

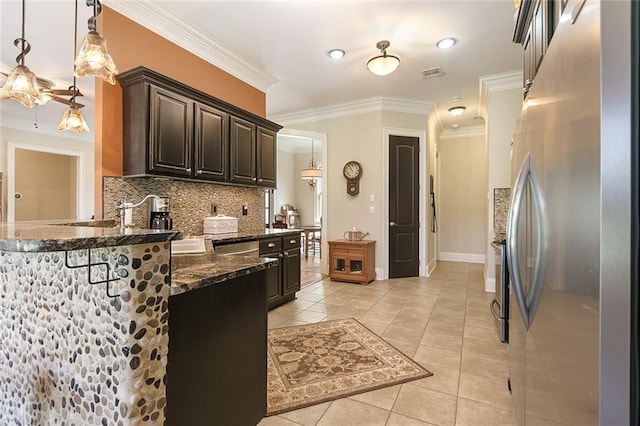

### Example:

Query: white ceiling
xmin=0 ymin=0 xmax=523 ymax=137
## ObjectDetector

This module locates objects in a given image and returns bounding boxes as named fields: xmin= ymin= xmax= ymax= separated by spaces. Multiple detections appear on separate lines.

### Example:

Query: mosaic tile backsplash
xmin=0 ymin=242 xmax=170 ymax=425
xmin=494 ymin=187 xmax=511 ymax=238
xmin=103 ymin=177 xmax=265 ymax=236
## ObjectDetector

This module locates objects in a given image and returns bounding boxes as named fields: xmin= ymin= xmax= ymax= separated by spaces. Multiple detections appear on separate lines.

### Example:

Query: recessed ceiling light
xmin=328 ymin=49 xmax=345 ymax=59
xmin=448 ymin=106 xmax=466 ymax=116
xmin=436 ymin=38 xmax=457 ymax=49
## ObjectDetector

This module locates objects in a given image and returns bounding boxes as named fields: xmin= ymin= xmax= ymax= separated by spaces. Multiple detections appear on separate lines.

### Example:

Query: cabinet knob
xmin=252 ymin=177 xmax=257 ymax=182
xmin=258 ymin=178 xmax=263 ymax=183
xmin=268 ymin=242 xmax=276 ymax=248
xmin=290 ymin=239 xmax=297 ymax=244
xmin=196 ymin=170 xmax=203 ymax=175
xmin=390 ymin=221 xmax=397 ymax=227
xmin=284 ymin=251 xmax=289 ymax=256
xmin=186 ymin=168 xmax=192 ymax=173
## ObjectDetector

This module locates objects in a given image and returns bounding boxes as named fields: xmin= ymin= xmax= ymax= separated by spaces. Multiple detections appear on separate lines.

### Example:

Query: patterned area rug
xmin=266 ymin=318 xmax=432 ymax=416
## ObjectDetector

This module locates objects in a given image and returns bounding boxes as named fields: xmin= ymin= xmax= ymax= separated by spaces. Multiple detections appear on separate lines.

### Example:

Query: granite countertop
xmin=0 ymin=220 xmax=181 ymax=252
xmin=170 ymin=252 xmax=278 ymax=296
xmin=209 ymin=228 xmax=302 ymax=246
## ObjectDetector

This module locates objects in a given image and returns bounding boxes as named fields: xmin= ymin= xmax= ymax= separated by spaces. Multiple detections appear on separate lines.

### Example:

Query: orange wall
xmin=95 ymin=6 xmax=266 ymax=215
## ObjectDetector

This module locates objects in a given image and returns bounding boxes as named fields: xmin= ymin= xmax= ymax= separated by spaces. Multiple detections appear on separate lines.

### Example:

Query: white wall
xmin=0 ymin=124 xmax=95 ymax=221
xmin=275 ymin=149 xmax=296 ymax=217
xmin=480 ymin=72 xmax=523 ymax=290
xmin=294 ymin=151 xmax=321 ymax=225
xmin=438 ymin=134 xmax=487 ymax=262
xmin=282 ymin=105 xmax=430 ymax=279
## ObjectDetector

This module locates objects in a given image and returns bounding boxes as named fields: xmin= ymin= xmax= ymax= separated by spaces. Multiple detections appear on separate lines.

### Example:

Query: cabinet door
xmin=194 ymin=102 xmax=228 ymax=181
xmin=283 ymin=248 xmax=301 ymax=295
xmin=264 ymin=254 xmax=282 ymax=304
xmin=257 ymin=127 xmax=277 ymax=187
xmin=230 ymin=116 xmax=256 ymax=185
xmin=149 ymin=86 xmax=193 ymax=177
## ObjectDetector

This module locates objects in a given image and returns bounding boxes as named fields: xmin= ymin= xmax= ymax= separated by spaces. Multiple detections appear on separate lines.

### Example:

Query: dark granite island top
xmin=0 ymin=220 xmax=181 ymax=252
xmin=209 ymin=227 xmax=302 ymax=246
xmin=171 ymin=252 xmax=278 ymax=295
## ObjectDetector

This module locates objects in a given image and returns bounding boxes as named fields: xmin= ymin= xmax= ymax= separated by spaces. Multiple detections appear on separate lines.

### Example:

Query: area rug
xmin=266 ymin=318 xmax=432 ymax=415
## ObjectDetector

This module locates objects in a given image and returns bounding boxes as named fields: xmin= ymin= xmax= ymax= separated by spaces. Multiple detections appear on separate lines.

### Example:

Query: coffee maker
xmin=149 ymin=197 xmax=172 ymax=230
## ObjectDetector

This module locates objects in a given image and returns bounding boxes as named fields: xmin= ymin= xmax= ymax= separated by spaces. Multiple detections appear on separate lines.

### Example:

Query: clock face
xmin=343 ymin=161 xmax=362 ymax=179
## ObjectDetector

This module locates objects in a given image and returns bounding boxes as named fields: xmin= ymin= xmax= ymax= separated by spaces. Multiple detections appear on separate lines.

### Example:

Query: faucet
xmin=116 ymin=194 xmax=162 ymax=229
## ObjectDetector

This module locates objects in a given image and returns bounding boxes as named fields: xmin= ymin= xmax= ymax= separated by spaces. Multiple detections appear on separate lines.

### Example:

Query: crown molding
xmin=479 ymin=70 xmax=522 ymax=120
xmin=1 ymin=117 xmax=94 ymax=142
xmin=104 ymin=1 xmax=278 ymax=92
xmin=269 ymin=97 xmax=434 ymax=127
xmin=440 ymin=125 xmax=485 ymax=140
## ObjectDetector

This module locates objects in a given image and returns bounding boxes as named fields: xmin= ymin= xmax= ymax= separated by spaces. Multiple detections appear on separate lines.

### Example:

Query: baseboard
xmin=438 ymin=252 xmax=486 ymax=263
xmin=485 ymin=277 xmax=496 ymax=293
xmin=427 ymin=258 xmax=437 ymax=276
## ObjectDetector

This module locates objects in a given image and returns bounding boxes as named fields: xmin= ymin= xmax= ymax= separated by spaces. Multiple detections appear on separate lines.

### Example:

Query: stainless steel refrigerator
xmin=506 ymin=0 xmax=637 ymax=424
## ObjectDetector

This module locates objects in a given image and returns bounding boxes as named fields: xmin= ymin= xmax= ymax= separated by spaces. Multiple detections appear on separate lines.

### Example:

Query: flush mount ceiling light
xmin=0 ymin=0 xmax=42 ymax=108
xmin=448 ymin=106 xmax=466 ymax=116
xmin=367 ymin=40 xmax=400 ymax=76
xmin=300 ymin=139 xmax=322 ymax=191
xmin=328 ymin=49 xmax=345 ymax=59
xmin=59 ymin=0 xmax=90 ymax=134
xmin=75 ymin=0 xmax=118 ymax=85
xmin=436 ymin=37 xmax=457 ymax=49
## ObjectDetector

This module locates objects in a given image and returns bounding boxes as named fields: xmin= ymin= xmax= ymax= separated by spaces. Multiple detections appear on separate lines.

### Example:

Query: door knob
xmin=390 ymin=221 xmax=397 ymax=227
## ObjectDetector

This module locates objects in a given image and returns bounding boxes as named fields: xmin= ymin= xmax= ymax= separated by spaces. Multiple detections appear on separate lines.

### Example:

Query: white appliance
xmin=506 ymin=1 xmax=636 ymax=424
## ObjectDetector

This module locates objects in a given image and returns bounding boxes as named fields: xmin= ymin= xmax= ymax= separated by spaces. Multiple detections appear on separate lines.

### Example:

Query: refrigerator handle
xmin=506 ymin=153 xmax=549 ymax=330
xmin=507 ymin=153 xmax=531 ymax=329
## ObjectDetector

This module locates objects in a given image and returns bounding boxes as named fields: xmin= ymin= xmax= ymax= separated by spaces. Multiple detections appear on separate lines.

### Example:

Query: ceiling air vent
xmin=421 ymin=67 xmax=444 ymax=79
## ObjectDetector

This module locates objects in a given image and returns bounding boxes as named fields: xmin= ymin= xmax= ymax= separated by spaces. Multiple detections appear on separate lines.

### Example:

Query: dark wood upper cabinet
xmin=513 ymin=0 xmax=559 ymax=97
xmin=230 ymin=116 xmax=257 ymax=185
xmin=148 ymin=86 xmax=193 ymax=177
xmin=117 ymin=67 xmax=281 ymax=188
xmin=195 ymin=102 xmax=228 ymax=181
xmin=257 ymin=127 xmax=277 ymax=187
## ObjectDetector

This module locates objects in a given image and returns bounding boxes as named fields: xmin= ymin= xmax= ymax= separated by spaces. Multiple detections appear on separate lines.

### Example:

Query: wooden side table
xmin=328 ymin=240 xmax=376 ymax=284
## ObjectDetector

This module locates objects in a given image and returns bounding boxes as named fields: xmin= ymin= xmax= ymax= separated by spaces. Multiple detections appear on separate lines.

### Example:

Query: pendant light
xmin=367 ymin=40 xmax=400 ymax=76
xmin=300 ymin=139 xmax=322 ymax=191
xmin=0 ymin=0 xmax=42 ymax=108
xmin=59 ymin=0 xmax=90 ymax=134
xmin=74 ymin=0 xmax=118 ymax=85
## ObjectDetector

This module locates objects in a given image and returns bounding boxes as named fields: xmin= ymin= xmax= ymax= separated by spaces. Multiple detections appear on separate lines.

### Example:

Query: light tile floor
xmin=259 ymin=261 xmax=516 ymax=426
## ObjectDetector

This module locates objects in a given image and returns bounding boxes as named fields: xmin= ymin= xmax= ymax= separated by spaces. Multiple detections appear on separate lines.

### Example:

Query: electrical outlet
xmin=242 ymin=204 xmax=248 ymax=216
xmin=369 ymin=206 xmax=375 ymax=214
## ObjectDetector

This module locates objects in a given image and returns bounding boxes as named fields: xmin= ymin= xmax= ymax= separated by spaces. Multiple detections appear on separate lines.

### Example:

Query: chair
xmin=309 ymin=230 xmax=321 ymax=257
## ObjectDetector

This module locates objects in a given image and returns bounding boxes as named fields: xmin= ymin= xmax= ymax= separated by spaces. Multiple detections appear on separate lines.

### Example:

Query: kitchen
xmin=2 ymin=0 xmax=636 ymax=424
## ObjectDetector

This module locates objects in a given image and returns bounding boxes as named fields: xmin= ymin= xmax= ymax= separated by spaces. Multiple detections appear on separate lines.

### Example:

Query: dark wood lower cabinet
xmin=260 ymin=234 xmax=301 ymax=310
xmin=166 ymin=270 xmax=267 ymax=425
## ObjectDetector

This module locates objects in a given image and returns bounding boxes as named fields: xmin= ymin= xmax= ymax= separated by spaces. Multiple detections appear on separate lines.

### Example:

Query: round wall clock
xmin=343 ymin=161 xmax=362 ymax=195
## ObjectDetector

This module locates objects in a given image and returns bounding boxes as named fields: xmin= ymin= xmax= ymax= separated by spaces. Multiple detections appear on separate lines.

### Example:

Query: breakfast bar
xmin=0 ymin=221 xmax=277 ymax=425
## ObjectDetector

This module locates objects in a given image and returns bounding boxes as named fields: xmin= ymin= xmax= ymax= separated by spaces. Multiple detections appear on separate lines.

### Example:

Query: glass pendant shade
xmin=75 ymin=31 xmax=118 ymax=85
xmin=0 ymin=64 xmax=42 ymax=108
xmin=58 ymin=105 xmax=90 ymax=134
xmin=367 ymin=54 xmax=400 ymax=76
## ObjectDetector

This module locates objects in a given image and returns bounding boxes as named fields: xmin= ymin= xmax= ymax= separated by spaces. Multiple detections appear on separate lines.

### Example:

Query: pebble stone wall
xmin=0 ymin=241 xmax=171 ymax=425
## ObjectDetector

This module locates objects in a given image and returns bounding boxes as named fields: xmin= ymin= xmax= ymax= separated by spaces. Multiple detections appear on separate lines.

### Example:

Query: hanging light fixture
xmin=59 ymin=0 xmax=90 ymax=134
xmin=0 ymin=0 xmax=42 ymax=108
xmin=75 ymin=0 xmax=118 ymax=85
xmin=367 ymin=40 xmax=400 ymax=76
xmin=300 ymin=139 xmax=322 ymax=191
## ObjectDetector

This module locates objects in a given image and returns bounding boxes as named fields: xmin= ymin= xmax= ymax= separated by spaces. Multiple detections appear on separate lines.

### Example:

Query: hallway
xmin=260 ymin=261 xmax=514 ymax=425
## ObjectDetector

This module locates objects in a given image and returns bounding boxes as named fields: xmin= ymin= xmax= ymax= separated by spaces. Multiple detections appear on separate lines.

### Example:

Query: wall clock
xmin=343 ymin=161 xmax=362 ymax=195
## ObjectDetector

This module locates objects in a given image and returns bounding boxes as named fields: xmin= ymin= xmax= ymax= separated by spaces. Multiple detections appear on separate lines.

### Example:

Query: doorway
xmin=388 ymin=135 xmax=420 ymax=278
xmin=7 ymin=143 xmax=85 ymax=222
xmin=381 ymin=127 xmax=428 ymax=278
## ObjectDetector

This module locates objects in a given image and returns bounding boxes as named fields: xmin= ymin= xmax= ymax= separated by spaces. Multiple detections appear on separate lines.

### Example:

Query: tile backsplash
xmin=493 ymin=187 xmax=511 ymax=238
xmin=103 ymin=177 xmax=265 ymax=235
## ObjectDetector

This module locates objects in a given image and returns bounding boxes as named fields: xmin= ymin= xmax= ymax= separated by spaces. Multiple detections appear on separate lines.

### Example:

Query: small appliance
xmin=149 ymin=196 xmax=172 ymax=230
